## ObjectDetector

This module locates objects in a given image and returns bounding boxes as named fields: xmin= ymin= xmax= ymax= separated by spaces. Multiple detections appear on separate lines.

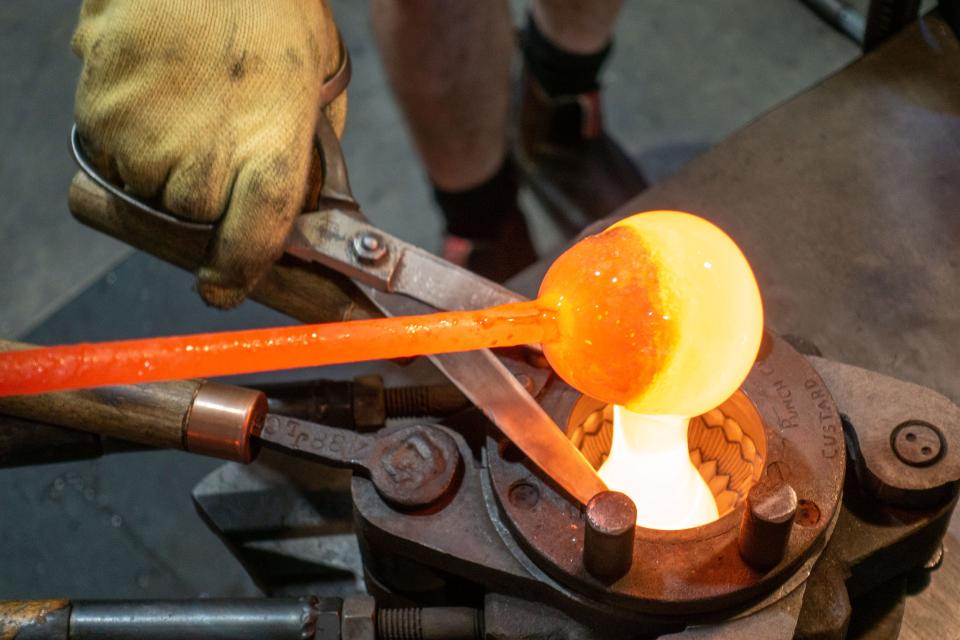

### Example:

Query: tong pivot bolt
xmin=352 ymin=231 xmax=388 ymax=264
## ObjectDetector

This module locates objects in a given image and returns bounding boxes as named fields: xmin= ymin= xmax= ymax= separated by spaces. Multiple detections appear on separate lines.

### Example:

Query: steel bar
xmin=69 ymin=598 xmax=341 ymax=640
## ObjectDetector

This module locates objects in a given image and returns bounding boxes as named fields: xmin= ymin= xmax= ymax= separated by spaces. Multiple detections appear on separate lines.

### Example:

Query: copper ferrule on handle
xmin=184 ymin=382 xmax=267 ymax=463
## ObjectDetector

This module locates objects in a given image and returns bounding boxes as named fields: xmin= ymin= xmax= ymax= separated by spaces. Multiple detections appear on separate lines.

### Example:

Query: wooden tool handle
xmin=0 ymin=339 xmax=201 ymax=450
xmin=67 ymin=171 xmax=380 ymax=325
xmin=0 ymin=413 xmax=105 ymax=467
xmin=0 ymin=340 xmax=264 ymax=461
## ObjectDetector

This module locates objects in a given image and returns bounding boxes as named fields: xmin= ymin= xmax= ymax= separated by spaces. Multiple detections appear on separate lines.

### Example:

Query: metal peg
xmin=738 ymin=479 xmax=798 ymax=571
xmin=583 ymin=491 xmax=636 ymax=581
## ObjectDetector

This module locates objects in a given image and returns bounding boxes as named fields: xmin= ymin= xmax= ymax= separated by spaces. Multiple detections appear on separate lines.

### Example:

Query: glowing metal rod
xmin=0 ymin=302 xmax=554 ymax=396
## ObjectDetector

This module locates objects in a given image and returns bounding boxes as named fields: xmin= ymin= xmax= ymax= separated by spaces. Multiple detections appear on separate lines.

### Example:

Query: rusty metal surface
xmin=352 ymin=427 xmax=686 ymax=631
xmin=485 ymin=333 xmax=844 ymax=616
xmin=194 ymin=348 xmax=959 ymax=636
xmin=0 ymin=599 xmax=69 ymax=640
xmin=583 ymin=492 xmax=637 ymax=581
xmin=291 ymin=117 xmax=606 ymax=508
xmin=791 ymin=354 xmax=960 ymax=637
xmin=661 ymin=586 xmax=805 ymax=640
xmin=809 ymin=356 xmax=960 ymax=508
xmin=259 ymin=417 xmax=460 ymax=510
xmin=257 ymin=377 xmax=471 ymax=430
xmin=288 ymin=209 xmax=526 ymax=313
xmin=793 ymin=473 xmax=958 ymax=637
xmin=738 ymin=479 xmax=798 ymax=572
xmin=364 ymin=425 xmax=461 ymax=510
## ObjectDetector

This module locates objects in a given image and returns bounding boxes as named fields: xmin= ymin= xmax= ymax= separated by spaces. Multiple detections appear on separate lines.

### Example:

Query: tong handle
xmin=68 ymin=171 xmax=378 ymax=325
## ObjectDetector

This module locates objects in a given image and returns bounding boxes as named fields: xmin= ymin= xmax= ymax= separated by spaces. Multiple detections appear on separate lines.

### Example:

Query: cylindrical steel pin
xmin=583 ymin=491 xmax=636 ymax=581
xmin=738 ymin=478 xmax=798 ymax=571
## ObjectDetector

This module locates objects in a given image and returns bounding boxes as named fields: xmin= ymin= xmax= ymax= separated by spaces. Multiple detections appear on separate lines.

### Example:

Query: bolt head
xmin=370 ymin=424 xmax=460 ymax=508
xmin=352 ymin=232 xmax=388 ymax=264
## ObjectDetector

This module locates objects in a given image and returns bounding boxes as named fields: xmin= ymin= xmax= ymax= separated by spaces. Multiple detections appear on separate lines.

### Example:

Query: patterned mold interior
xmin=566 ymin=390 xmax=765 ymax=518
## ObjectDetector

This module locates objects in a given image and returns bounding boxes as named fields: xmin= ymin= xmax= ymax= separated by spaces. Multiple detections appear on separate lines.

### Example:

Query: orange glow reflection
xmin=599 ymin=408 xmax=717 ymax=529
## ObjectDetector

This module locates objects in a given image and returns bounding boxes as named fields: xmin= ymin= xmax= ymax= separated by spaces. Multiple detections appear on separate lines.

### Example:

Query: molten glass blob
xmin=0 ymin=210 xmax=762 ymax=412
xmin=598 ymin=407 xmax=718 ymax=529
xmin=539 ymin=211 xmax=763 ymax=416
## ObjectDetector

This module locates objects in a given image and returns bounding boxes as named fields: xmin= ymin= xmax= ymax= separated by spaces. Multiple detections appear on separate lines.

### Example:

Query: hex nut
xmin=342 ymin=595 xmax=376 ymax=640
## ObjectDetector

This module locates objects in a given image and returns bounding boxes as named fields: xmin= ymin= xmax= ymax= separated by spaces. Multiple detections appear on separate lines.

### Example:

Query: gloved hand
xmin=72 ymin=0 xmax=348 ymax=308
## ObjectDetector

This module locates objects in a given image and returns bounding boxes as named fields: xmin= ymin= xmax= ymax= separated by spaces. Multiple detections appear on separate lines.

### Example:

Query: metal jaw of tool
xmin=69 ymin=52 xmax=604 ymax=506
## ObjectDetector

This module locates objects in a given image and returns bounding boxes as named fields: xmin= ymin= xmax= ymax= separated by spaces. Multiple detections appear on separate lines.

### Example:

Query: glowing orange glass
xmin=540 ymin=211 xmax=763 ymax=416
xmin=0 ymin=211 xmax=763 ymax=419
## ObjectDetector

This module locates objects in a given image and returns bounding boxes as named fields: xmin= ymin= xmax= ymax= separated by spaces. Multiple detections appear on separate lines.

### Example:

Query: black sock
xmin=520 ymin=14 xmax=612 ymax=97
xmin=433 ymin=158 xmax=521 ymax=241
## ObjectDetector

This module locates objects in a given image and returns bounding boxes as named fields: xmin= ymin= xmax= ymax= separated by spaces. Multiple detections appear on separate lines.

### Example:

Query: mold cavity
xmin=566 ymin=389 xmax=766 ymax=527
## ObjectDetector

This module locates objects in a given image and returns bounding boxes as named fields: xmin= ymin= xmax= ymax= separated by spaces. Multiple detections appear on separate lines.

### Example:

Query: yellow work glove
xmin=72 ymin=0 xmax=347 ymax=308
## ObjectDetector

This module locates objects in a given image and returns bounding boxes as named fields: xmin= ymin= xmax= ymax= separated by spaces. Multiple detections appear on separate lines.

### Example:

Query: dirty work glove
xmin=72 ymin=0 xmax=347 ymax=308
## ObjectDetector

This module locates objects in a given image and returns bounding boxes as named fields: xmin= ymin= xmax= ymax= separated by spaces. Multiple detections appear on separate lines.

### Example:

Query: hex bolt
xmin=352 ymin=231 xmax=388 ymax=264
xmin=583 ymin=491 xmax=636 ymax=581
xmin=891 ymin=421 xmax=944 ymax=467
xmin=369 ymin=424 xmax=461 ymax=509
xmin=342 ymin=595 xmax=376 ymax=640
xmin=738 ymin=478 xmax=798 ymax=571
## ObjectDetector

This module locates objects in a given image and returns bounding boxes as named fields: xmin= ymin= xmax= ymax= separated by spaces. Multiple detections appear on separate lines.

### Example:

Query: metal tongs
xmin=69 ymin=51 xmax=605 ymax=505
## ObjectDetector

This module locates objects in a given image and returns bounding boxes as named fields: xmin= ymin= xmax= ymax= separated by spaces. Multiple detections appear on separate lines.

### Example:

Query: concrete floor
xmin=0 ymin=0 xmax=887 ymax=600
